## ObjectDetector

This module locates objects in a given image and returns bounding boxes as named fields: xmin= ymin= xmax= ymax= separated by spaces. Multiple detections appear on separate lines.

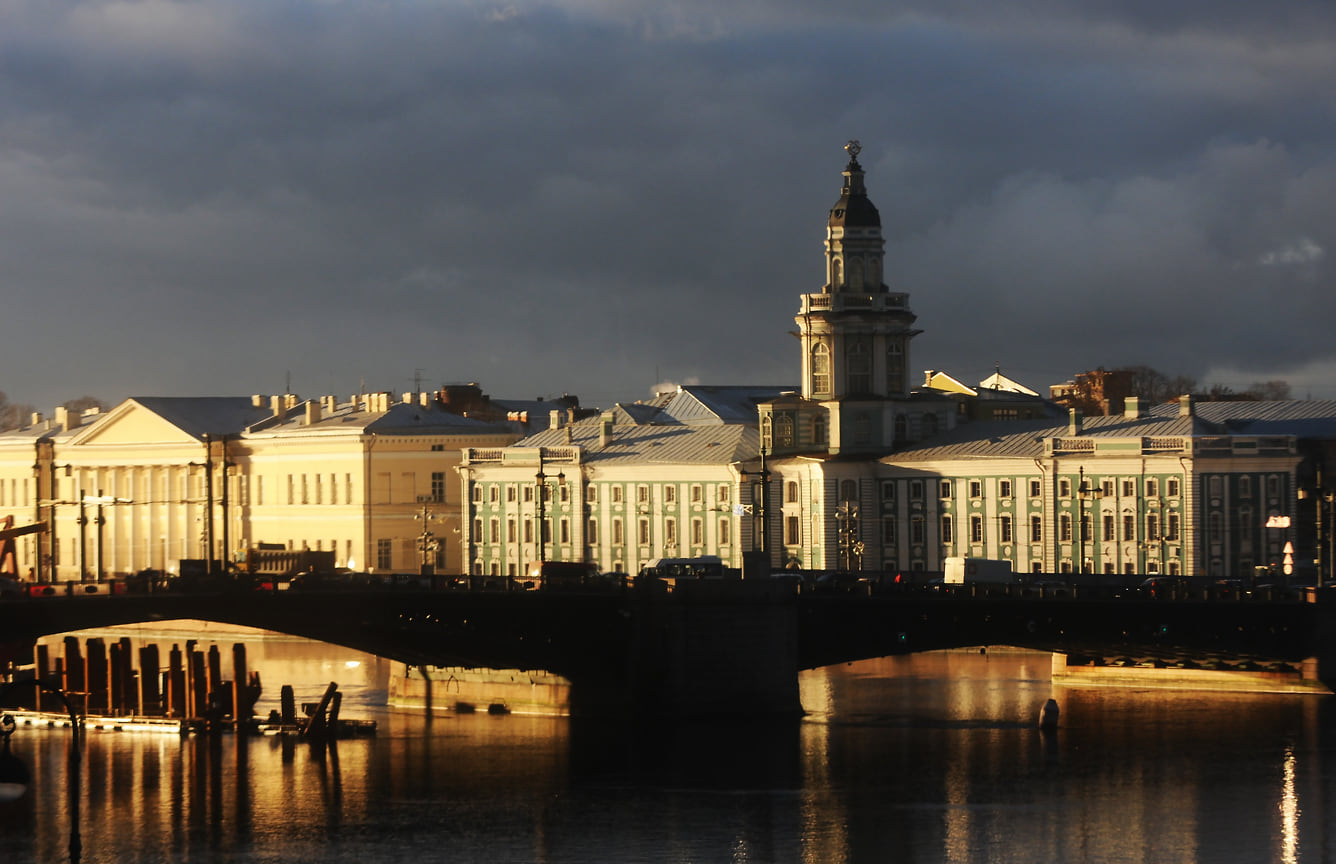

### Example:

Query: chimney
xmin=1124 ymin=396 xmax=1145 ymax=419
xmin=923 ymin=370 xmax=936 ymax=386
xmin=29 ymin=412 xmax=42 ymax=428
xmin=599 ymin=412 xmax=614 ymax=447
xmin=1068 ymin=408 xmax=1083 ymax=436
xmin=56 ymin=406 xmax=79 ymax=430
xmin=564 ymin=425 xmax=573 ymax=444
xmin=402 ymin=392 xmax=413 ymax=405
xmin=285 ymin=393 xmax=299 ymax=410
xmin=305 ymin=400 xmax=321 ymax=426
xmin=1179 ymin=394 xmax=1194 ymax=417
xmin=271 ymin=395 xmax=285 ymax=417
xmin=550 ymin=409 xmax=563 ymax=431
xmin=251 ymin=394 xmax=265 ymax=408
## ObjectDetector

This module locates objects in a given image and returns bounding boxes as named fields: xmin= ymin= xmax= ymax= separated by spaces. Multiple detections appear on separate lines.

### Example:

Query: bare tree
xmin=1124 ymin=366 xmax=1198 ymax=403
xmin=61 ymin=395 xmax=106 ymax=414
xmin=1245 ymin=380 xmax=1292 ymax=401
xmin=0 ymin=391 xmax=35 ymax=432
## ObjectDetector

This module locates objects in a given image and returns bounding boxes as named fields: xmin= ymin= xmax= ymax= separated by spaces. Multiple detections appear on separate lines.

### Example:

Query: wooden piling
xmin=63 ymin=636 xmax=85 ymax=713
xmin=167 ymin=644 xmax=186 ymax=718
xmin=140 ymin=644 xmax=162 ymax=716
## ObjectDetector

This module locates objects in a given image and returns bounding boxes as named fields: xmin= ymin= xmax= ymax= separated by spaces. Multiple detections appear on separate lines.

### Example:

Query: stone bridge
xmin=0 ymin=581 xmax=1328 ymax=716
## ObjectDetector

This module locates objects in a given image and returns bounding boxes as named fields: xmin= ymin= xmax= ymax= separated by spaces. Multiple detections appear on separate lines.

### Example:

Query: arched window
xmin=785 ymin=481 xmax=798 ymax=503
xmin=811 ymin=343 xmax=831 ymax=395
xmin=886 ymin=340 xmax=905 ymax=395
xmin=831 ymin=258 xmax=842 ymax=288
xmin=847 ymin=341 xmax=871 ymax=394
xmin=848 ymin=257 xmax=864 ymax=290
xmin=840 ymin=479 xmax=858 ymax=503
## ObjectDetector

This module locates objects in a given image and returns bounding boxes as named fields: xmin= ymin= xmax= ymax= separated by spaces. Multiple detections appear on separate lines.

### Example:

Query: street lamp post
xmin=1076 ymin=467 xmax=1104 ymax=574
xmin=534 ymin=449 xmax=564 ymax=570
xmin=414 ymin=496 xmax=439 ymax=577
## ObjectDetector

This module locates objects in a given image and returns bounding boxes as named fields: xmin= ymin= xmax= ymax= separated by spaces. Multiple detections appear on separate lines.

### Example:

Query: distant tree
xmin=61 ymin=395 xmax=106 ymax=414
xmin=1124 ymin=366 xmax=1197 ymax=404
xmin=0 ymin=391 xmax=36 ymax=432
xmin=1245 ymin=380 xmax=1292 ymax=401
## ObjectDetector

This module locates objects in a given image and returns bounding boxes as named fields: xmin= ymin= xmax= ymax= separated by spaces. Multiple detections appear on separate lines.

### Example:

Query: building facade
xmin=0 ymin=391 xmax=523 ymax=580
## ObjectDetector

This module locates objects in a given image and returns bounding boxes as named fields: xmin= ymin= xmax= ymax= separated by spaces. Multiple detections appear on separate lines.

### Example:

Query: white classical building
xmin=0 ymin=389 xmax=529 ymax=580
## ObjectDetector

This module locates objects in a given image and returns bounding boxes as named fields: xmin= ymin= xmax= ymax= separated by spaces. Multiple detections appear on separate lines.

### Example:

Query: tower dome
xmin=827 ymin=140 xmax=881 ymax=229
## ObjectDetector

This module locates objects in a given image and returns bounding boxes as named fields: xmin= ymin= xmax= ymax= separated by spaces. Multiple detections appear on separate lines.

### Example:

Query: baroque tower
xmin=780 ymin=141 xmax=921 ymax=454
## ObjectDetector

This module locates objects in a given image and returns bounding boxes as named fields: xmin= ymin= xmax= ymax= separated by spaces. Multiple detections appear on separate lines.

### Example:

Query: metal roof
xmin=521 ymin=420 xmax=759 ymax=466
xmin=659 ymin=385 xmax=793 ymax=426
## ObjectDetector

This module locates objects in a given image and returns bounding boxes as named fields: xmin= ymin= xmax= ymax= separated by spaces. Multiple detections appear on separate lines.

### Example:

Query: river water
xmin=0 ymin=629 xmax=1331 ymax=864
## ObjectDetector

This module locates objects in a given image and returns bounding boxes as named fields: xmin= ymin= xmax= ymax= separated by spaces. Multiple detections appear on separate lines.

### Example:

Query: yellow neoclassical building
xmin=0 ymin=388 xmax=532 ymax=581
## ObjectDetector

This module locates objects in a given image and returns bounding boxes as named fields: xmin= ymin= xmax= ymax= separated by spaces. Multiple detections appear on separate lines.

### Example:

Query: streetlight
xmin=534 ymin=449 xmax=564 ymax=569
xmin=1076 ymin=467 xmax=1104 ymax=574
xmin=414 ymin=496 xmax=440 ymax=577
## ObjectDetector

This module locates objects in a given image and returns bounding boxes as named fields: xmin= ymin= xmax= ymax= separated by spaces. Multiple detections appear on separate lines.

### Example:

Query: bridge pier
xmin=570 ymin=581 xmax=803 ymax=718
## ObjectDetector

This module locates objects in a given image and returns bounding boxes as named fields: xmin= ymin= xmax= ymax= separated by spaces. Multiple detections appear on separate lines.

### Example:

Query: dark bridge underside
xmin=797 ymin=594 xmax=1319 ymax=669
xmin=1 ymin=589 xmax=1327 ymax=715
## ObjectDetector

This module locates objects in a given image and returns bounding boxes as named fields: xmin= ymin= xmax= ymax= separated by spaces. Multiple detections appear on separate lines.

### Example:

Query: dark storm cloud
xmin=1 ymin=0 xmax=1333 ymax=410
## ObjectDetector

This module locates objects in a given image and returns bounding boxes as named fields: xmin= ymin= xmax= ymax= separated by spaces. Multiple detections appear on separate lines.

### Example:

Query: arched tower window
xmin=831 ymin=258 xmax=842 ymax=289
xmin=811 ymin=343 xmax=831 ymax=396
xmin=886 ymin=340 xmax=905 ymax=395
xmin=847 ymin=341 xmax=871 ymax=394
xmin=848 ymin=257 xmax=864 ymax=290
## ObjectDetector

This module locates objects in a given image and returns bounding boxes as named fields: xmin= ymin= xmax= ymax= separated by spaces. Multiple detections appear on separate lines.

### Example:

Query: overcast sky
xmin=3 ymin=0 xmax=1334 ymax=413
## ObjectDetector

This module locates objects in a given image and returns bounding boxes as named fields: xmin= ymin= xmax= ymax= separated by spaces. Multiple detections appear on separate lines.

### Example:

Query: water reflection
xmin=3 ymin=636 xmax=1336 ymax=863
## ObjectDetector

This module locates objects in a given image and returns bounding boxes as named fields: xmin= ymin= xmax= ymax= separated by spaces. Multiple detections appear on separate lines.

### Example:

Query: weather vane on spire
xmin=845 ymin=139 xmax=861 ymax=160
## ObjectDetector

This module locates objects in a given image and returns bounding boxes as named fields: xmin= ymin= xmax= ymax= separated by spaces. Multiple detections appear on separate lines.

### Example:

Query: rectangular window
xmin=376 ymin=538 xmax=392 ymax=570
xmin=1167 ymin=512 xmax=1180 ymax=541
xmin=489 ymin=485 xmax=499 ymax=503
xmin=524 ymin=518 xmax=533 ymax=543
xmin=489 ymin=518 xmax=499 ymax=544
xmin=586 ymin=485 xmax=597 ymax=503
xmin=1123 ymin=480 xmax=1136 ymax=497
xmin=1000 ymin=515 xmax=1013 ymax=543
xmin=472 ymin=485 xmax=483 ymax=503
xmin=883 ymin=518 xmax=897 ymax=544
xmin=910 ymin=480 xmax=924 ymax=500
xmin=559 ymin=483 xmax=569 ymax=504
xmin=508 ymin=519 xmax=516 ymax=543
xmin=882 ymin=481 xmax=896 ymax=502
xmin=560 ymin=519 xmax=570 ymax=544
xmin=1029 ymin=479 xmax=1042 ymax=498
xmin=523 ymin=486 xmax=533 ymax=503
xmin=507 ymin=485 xmax=516 ymax=502
xmin=612 ymin=486 xmax=624 ymax=504
xmin=911 ymin=516 xmax=925 ymax=544
xmin=638 ymin=518 xmax=650 ymax=545
xmin=1147 ymin=513 xmax=1160 ymax=540
xmin=785 ymin=516 xmax=800 ymax=545
xmin=719 ymin=518 xmax=732 ymax=545
xmin=1168 ymin=478 xmax=1180 ymax=497
xmin=664 ymin=518 xmax=676 ymax=546
xmin=941 ymin=515 xmax=953 ymax=543
xmin=691 ymin=484 xmax=702 ymax=503
xmin=970 ymin=515 xmax=983 ymax=543
xmin=1058 ymin=478 xmax=1071 ymax=497
xmin=637 ymin=485 xmax=649 ymax=504
xmin=1080 ymin=513 xmax=1091 ymax=542
xmin=1146 ymin=479 xmax=1159 ymax=497
xmin=969 ymin=480 xmax=982 ymax=498
xmin=287 ymin=474 xmax=294 ymax=505
xmin=1101 ymin=480 xmax=1114 ymax=497
xmin=718 ymin=485 xmax=729 ymax=503
xmin=939 ymin=480 xmax=952 ymax=498
xmin=1103 ymin=513 xmax=1115 ymax=540
xmin=664 ymin=485 xmax=676 ymax=504
xmin=612 ymin=518 xmax=624 ymax=546
xmin=1059 ymin=514 xmax=1072 ymax=542
xmin=587 ymin=518 xmax=599 ymax=545
xmin=1239 ymin=476 xmax=1252 ymax=499
xmin=432 ymin=472 xmax=446 ymax=503
xmin=1124 ymin=514 xmax=1136 ymax=541
xmin=691 ymin=518 xmax=703 ymax=545
xmin=999 ymin=480 xmax=1012 ymax=499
